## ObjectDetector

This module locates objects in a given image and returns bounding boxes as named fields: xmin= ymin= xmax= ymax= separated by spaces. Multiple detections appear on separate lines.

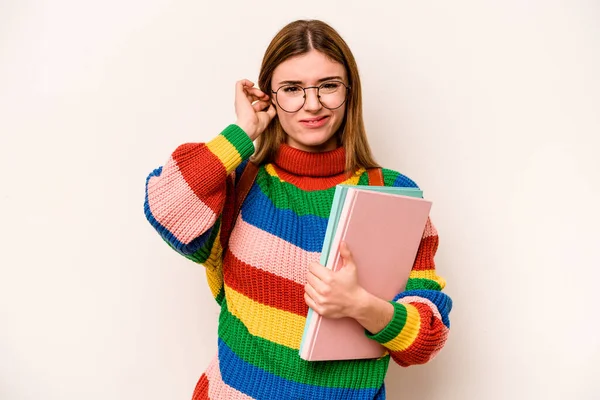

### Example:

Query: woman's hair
xmin=252 ymin=19 xmax=379 ymax=173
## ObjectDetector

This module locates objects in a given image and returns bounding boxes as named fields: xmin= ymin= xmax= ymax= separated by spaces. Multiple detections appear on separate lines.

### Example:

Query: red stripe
xmin=412 ymin=235 xmax=439 ymax=271
xmin=272 ymin=165 xmax=357 ymax=191
xmin=389 ymin=302 xmax=449 ymax=367
xmin=223 ymin=253 xmax=308 ymax=316
xmin=191 ymin=373 xmax=210 ymax=400
xmin=172 ymin=142 xmax=228 ymax=214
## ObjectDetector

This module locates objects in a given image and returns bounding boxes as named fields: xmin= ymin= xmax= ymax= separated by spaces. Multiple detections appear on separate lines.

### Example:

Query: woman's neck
xmin=272 ymin=142 xmax=346 ymax=178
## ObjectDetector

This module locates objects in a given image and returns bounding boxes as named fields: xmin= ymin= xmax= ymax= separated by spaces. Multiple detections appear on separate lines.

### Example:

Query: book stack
xmin=299 ymin=185 xmax=432 ymax=361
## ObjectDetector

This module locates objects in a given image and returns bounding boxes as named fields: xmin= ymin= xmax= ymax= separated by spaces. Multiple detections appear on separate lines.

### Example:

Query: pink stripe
xmin=229 ymin=217 xmax=320 ymax=285
xmin=422 ymin=218 xmax=438 ymax=238
xmin=205 ymin=356 xmax=255 ymax=400
xmin=147 ymin=156 xmax=217 ymax=244
xmin=396 ymin=295 xmax=442 ymax=321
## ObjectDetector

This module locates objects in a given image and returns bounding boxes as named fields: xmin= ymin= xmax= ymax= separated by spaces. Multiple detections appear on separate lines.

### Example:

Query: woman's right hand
xmin=234 ymin=79 xmax=277 ymax=141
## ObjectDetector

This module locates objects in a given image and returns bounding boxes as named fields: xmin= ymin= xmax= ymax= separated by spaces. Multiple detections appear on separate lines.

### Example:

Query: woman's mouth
xmin=299 ymin=116 xmax=329 ymax=128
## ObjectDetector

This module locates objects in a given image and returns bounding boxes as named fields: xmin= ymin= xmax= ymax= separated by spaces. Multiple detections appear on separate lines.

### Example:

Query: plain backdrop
xmin=1 ymin=1 xmax=599 ymax=399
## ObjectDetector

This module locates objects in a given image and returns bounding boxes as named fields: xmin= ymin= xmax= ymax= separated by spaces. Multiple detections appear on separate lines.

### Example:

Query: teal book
xmin=299 ymin=184 xmax=423 ymax=358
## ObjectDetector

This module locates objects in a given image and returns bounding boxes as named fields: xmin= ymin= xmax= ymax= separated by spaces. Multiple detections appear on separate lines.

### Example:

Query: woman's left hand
xmin=304 ymin=241 xmax=367 ymax=319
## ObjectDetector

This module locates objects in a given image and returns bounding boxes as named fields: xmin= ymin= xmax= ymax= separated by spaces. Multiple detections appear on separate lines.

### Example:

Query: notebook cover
xmin=301 ymin=188 xmax=431 ymax=361
xmin=299 ymin=186 xmax=423 ymax=358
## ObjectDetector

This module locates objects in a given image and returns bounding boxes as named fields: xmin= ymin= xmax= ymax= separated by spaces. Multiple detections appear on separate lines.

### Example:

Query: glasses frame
xmin=271 ymin=80 xmax=351 ymax=113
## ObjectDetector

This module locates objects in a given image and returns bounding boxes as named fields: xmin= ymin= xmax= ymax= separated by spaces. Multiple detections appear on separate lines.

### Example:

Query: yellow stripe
xmin=204 ymin=231 xmax=224 ymax=299
xmin=206 ymin=268 xmax=223 ymax=299
xmin=409 ymin=270 xmax=447 ymax=289
xmin=204 ymin=227 xmax=223 ymax=270
xmin=225 ymin=285 xmax=305 ymax=349
xmin=206 ymin=135 xmax=242 ymax=174
xmin=265 ymin=164 xmax=365 ymax=185
xmin=383 ymin=304 xmax=421 ymax=352
xmin=344 ymin=168 xmax=366 ymax=185
xmin=265 ymin=164 xmax=280 ymax=179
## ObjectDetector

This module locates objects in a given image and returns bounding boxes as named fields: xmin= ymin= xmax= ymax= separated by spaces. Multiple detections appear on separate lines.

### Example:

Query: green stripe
xmin=187 ymin=218 xmax=222 ymax=264
xmin=253 ymin=168 xmax=406 ymax=219
xmin=162 ymin=218 xmax=222 ymax=264
xmin=221 ymin=124 xmax=254 ymax=160
xmin=218 ymin=302 xmax=389 ymax=388
xmin=366 ymin=302 xmax=408 ymax=344
xmin=405 ymin=278 xmax=442 ymax=291
xmin=254 ymin=169 xmax=371 ymax=218
xmin=381 ymin=168 xmax=401 ymax=186
xmin=357 ymin=171 xmax=369 ymax=185
xmin=214 ymin=285 xmax=225 ymax=306
xmin=254 ymin=171 xmax=335 ymax=217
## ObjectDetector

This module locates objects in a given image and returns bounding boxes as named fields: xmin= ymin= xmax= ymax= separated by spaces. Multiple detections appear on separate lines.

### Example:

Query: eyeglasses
xmin=271 ymin=81 xmax=350 ymax=113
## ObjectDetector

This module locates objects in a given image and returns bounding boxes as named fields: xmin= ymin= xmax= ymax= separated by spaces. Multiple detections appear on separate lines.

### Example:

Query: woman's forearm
xmin=351 ymin=289 xmax=395 ymax=335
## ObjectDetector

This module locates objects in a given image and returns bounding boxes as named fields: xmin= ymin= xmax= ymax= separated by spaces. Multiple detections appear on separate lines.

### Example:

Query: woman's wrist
xmin=350 ymin=289 xmax=395 ymax=335
xmin=347 ymin=287 xmax=371 ymax=320
xmin=235 ymin=120 xmax=255 ymax=140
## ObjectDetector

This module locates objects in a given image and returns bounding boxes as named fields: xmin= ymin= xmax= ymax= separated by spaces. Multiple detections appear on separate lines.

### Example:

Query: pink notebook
xmin=300 ymin=188 xmax=432 ymax=361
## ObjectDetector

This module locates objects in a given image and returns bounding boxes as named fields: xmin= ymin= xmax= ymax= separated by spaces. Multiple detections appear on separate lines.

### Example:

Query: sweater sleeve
xmin=365 ymin=170 xmax=452 ymax=367
xmin=143 ymin=124 xmax=254 ymax=303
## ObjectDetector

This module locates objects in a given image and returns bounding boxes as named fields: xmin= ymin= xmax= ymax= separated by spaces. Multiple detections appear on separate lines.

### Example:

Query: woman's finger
xmin=306 ymin=271 xmax=328 ymax=294
xmin=304 ymin=293 xmax=319 ymax=313
xmin=304 ymin=286 xmax=322 ymax=309
xmin=236 ymin=80 xmax=254 ymax=97
xmin=251 ymin=100 xmax=270 ymax=112
xmin=305 ymin=283 xmax=317 ymax=300
xmin=245 ymin=90 xmax=269 ymax=106
xmin=247 ymin=86 xmax=269 ymax=99
xmin=339 ymin=241 xmax=355 ymax=267
xmin=266 ymin=103 xmax=277 ymax=119
xmin=235 ymin=80 xmax=257 ymax=103
xmin=308 ymin=262 xmax=331 ymax=282
xmin=235 ymin=80 xmax=251 ymax=109
xmin=238 ymin=79 xmax=254 ymax=89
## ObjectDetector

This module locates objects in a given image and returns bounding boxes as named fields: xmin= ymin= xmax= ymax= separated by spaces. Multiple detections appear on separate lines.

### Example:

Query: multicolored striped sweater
xmin=144 ymin=124 xmax=452 ymax=400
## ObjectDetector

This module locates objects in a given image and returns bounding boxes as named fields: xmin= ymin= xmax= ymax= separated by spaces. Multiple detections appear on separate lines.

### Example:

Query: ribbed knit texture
xmin=144 ymin=124 xmax=452 ymax=400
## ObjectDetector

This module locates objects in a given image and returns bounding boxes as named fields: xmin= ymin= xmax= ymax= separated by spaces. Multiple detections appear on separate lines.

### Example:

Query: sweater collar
xmin=273 ymin=143 xmax=346 ymax=177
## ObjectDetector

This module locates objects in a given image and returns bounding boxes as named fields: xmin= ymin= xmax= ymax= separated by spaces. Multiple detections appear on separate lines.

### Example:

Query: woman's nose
xmin=303 ymin=87 xmax=322 ymax=111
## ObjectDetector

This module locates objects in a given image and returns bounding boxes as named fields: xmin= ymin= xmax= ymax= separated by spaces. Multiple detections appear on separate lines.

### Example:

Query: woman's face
xmin=271 ymin=50 xmax=348 ymax=152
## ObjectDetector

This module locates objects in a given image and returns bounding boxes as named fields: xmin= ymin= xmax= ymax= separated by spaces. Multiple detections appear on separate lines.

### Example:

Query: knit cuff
xmin=365 ymin=302 xmax=408 ymax=344
xmin=206 ymin=124 xmax=255 ymax=174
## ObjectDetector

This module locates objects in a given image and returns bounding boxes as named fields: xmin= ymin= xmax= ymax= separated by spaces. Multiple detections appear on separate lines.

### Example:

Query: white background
xmin=1 ymin=1 xmax=599 ymax=399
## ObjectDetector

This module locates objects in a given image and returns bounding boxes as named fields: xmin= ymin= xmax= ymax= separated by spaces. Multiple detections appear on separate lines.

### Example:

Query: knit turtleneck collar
xmin=272 ymin=143 xmax=346 ymax=178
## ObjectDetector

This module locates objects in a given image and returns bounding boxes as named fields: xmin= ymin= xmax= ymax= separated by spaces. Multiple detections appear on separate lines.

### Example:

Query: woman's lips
xmin=299 ymin=116 xmax=329 ymax=128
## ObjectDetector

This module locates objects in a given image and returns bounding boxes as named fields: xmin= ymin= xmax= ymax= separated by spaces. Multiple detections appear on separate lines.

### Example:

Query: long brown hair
xmin=251 ymin=19 xmax=379 ymax=173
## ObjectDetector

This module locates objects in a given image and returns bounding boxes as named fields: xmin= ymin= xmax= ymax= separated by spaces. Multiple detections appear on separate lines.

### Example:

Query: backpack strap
xmin=234 ymin=161 xmax=259 ymax=221
xmin=367 ymin=167 xmax=384 ymax=186
xmin=221 ymin=161 xmax=258 ymax=255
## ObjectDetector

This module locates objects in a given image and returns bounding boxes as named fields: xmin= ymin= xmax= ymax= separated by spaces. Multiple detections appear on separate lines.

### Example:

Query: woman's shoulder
xmin=378 ymin=167 xmax=420 ymax=189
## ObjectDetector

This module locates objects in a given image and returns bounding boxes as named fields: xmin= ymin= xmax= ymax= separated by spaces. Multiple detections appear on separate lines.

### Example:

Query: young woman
xmin=144 ymin=19 xmax=452 ymax=400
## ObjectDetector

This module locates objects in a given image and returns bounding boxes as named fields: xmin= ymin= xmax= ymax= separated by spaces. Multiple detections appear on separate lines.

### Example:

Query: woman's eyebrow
xmin=277 ymin=76 xmax=344 ymax=85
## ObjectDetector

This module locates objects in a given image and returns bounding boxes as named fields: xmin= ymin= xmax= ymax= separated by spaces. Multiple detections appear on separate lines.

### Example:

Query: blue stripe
xmin=144 ymin=166 xmax=214 ymax=255
xmin=392 ymin=173 xmax=418 ymax=188
xmin=218 ymin=339 xmax=379 ymax=400
xmin=394 ymin=290 xmax=452 ymax=328
xmin=240 ymin=184 xmax=328 ymax=252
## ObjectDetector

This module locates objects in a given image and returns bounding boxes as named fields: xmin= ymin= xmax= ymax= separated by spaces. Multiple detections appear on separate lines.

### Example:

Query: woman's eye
xmin=322 ymin=82 xmax=340 ymax=90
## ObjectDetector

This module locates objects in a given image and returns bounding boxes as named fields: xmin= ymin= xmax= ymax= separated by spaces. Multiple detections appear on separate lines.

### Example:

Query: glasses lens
xmin=319 ymin=82 xmax=347 ymax=110
xmin=277 ymin=84 xmax=305 ymax=112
